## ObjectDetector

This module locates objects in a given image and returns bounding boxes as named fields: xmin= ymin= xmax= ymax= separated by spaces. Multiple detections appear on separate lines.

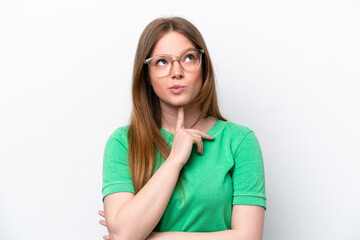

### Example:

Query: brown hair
xmin=128 ymin=17 xmax=226 ymax=194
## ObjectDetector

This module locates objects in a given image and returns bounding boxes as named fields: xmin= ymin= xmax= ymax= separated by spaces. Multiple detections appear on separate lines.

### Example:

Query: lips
xmin=170 ymin=85 xmax=184 ymax=89
xmin=169 ymin=85 xmax=185 ymax=94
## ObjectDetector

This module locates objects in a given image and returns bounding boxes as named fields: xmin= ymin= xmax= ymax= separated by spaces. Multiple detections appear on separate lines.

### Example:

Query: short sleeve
xmin=232 ymin=130 xmax=266 ymax=209
xmin=102 ymin=131 xmax=135 ymax=201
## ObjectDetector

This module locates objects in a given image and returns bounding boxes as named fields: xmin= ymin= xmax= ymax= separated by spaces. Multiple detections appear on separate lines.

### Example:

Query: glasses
xmin=144 ymin=48 xmax=204 ymax=77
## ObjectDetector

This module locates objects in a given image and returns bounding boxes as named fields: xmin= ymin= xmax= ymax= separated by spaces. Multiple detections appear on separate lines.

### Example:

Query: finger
xmin=99 ymin=210 xmax=105 ymax=218
xmin=103 ymin=235 xmax=111 ymax=240
xmin=187 ymin=129 xmax=214 ymax=140
xmin=193 ymin=135 xmax=203 ymax=155
xmin=176 ymin=106 xmax=184 ymax=130
xmin=99 ymin=219 xmax=107 ymax=227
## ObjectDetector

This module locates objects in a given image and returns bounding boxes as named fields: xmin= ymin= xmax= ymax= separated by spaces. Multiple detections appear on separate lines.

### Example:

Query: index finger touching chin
xmin=176 ymin=106 xmax=184 ymax=130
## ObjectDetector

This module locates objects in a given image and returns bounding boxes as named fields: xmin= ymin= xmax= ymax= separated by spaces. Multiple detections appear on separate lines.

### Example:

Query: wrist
xmin=166 ymin=155 xmax=184 ymax=171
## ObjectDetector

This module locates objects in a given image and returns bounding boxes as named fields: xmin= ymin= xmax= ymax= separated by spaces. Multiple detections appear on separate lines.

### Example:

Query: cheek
xmin=194 ymin=71 xmax=203 ymax=92
xmin=195 ymin=80 xmax=202 ymax=93
xmin=149 ymin=76 xmax=166 ymax=96
xmin=148 ymin=72 xmax=155 ymax=87
xmin=149 ymin=71 xmax=158 ymax=88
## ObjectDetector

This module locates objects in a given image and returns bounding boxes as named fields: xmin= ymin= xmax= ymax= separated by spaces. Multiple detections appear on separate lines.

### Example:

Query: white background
xmin=1 ymin=0 xmax=359 ymax=239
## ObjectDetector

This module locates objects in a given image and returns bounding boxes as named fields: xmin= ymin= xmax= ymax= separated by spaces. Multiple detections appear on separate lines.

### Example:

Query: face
xmin=148 ymin=31 xmax=203 ymax=109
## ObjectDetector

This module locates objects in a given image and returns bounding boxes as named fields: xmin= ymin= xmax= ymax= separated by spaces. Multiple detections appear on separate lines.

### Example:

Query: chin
xmin=160 ymin=94 xmax=199 ymax=108
xmin=164 ymin=98 xmax=193 ymax=108
xmin=174 ymin=100 xmax=198 ymax=109
xmin=171 ymin=102 xmax=189 ymax=107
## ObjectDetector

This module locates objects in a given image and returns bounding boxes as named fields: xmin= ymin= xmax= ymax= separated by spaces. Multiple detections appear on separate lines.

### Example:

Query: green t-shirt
xmin=102 ymin=120 xmax=266 ymax=232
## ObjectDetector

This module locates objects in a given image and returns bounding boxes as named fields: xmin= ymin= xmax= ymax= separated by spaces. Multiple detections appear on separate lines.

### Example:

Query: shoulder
xmin=109 ymin=125 xmax=129 ymax=138
xmin=216 ymin=120 xmax=260 ymax=155
xmin=106 ymin=125 xmax=130 ymax=148
xmin=220 ymin=120 xmax=254 ymax=138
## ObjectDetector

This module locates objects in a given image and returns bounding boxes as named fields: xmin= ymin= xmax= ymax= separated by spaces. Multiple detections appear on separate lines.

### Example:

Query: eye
xmin=184 ymin=54 xmax=195 ymax=62
xmin=155 ymin=58 xmax=169 ymax=66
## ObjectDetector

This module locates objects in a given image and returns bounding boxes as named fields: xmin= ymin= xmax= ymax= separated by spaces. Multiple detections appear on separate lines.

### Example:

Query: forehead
xmin=151 ymin=31 xmax=196 ymax=56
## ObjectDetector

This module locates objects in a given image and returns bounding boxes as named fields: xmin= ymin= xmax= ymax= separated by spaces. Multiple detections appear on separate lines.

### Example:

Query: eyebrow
xmin=150 ymin=48 xmax=197 ymax=58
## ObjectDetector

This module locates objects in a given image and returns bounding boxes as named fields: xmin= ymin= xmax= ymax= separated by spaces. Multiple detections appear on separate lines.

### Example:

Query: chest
xmin=155 ymin=140 xmax=235 ymax=231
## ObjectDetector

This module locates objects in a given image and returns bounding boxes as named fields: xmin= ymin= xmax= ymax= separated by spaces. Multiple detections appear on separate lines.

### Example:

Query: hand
xmin=98 ymin=210 xmax=110 ymax=240
xmin=168 ymin=106 xmax=214 ymax=166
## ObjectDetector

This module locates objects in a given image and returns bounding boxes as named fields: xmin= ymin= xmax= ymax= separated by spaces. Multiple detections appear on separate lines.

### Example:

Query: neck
xmin=161 ymin=102 xmax=202 ymax=134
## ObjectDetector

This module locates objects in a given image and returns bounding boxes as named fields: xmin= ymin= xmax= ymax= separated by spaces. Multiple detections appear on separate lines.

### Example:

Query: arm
xmin=104 ymin=107 xmax=214 ymax=240
xmin=146 ymin=205 xmax=264 ymax=240
xmin=104 ymin=157 xmax=183 ymax=240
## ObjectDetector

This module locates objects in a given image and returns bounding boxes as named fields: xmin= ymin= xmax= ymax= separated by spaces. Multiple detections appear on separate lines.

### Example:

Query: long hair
xmin=128 ymin=17 xmax=226 ymax=194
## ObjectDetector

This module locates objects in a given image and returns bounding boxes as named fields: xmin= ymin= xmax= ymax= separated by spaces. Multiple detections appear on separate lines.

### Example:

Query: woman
xmin=99 ymin=17 xmax=266 ymax=240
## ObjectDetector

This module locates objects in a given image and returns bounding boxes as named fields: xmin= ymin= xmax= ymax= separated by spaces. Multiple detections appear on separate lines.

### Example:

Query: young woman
xmin=99 ymin=17 xmax=266 ymax=240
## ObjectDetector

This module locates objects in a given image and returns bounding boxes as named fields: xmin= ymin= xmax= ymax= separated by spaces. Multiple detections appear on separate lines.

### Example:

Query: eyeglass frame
xmin=143 ymin=48 xmax=205 ymax=76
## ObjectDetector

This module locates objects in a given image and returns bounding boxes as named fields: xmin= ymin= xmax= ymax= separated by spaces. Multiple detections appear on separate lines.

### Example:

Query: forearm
xmin=107 ymin=157 xmax=183 ymax=240
xmin=148 ymin=229 xmax=262 ymax=240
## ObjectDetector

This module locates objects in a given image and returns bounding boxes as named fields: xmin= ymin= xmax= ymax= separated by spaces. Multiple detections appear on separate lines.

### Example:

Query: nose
xmin=170 ymin=60 xmax=184 ymax=80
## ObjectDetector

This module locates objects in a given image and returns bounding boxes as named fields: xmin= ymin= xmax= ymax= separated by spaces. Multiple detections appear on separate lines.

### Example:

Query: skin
xmin=100 ymin=31 xmax=265 ymax=240
xmin=149 ymin=31 xmax=217 ymax=134
xmin=150 ymin=31 xmax=203 ymax=109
